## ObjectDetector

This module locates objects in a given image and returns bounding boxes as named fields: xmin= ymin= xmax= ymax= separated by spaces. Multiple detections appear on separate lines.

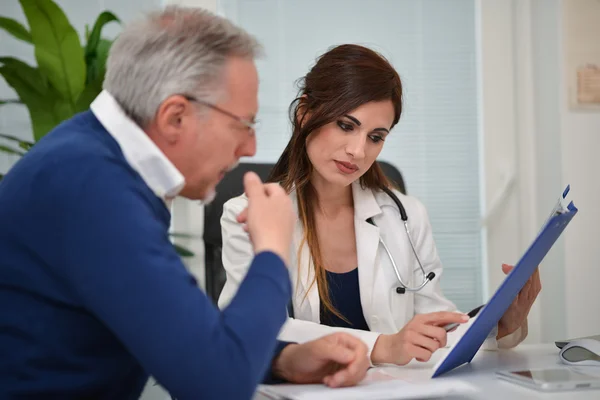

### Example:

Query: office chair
xmin=202 ymin=160 xmax=406 ymax=304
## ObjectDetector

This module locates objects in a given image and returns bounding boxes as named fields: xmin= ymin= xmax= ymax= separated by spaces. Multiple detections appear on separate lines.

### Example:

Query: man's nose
xmin=236 ymin=133 xmax=256 ymax=158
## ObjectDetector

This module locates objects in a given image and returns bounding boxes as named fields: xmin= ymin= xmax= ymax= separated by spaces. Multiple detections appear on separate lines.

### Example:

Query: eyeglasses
xmin=183 ymin=95 xmax=257 ymax=134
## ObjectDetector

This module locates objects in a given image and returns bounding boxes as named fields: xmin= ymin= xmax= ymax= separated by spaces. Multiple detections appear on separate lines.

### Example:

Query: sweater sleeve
xmin=261 ymin=341 xmax=294 ymax=384
xmin=41 ymin=158 xmax=291 ymax=400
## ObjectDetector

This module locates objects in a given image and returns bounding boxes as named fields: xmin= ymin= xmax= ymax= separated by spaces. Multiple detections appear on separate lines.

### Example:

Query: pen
xmin=443 ymin=304 xmax=485 ymax=332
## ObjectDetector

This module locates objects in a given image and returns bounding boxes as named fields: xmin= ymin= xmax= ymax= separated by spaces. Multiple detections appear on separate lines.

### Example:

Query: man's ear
xmin=155 ymin=95 xmax=192 ymax=144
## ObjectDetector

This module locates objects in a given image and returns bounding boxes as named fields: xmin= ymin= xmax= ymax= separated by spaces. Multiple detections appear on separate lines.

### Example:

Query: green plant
xmin=0 ymin=0 xmax=195 ymax=258
xmin=0 ymin=0 xmax=119 ymax=147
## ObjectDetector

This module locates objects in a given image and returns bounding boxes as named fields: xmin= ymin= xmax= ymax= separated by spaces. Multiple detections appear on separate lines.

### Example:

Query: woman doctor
xmin=218 ymin=44 xmax=541 ymax=366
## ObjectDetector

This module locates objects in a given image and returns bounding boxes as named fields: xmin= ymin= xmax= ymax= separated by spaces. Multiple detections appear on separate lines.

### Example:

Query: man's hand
xmin=272 ymin=333 xmax=369 ymax=388
xmin=497 ymin=264 xmax=541 ymax=339
xmin=371 ymin=311 xmax=469 ymax=365
xmin=237 ymin=171 xmax=295 ymax=264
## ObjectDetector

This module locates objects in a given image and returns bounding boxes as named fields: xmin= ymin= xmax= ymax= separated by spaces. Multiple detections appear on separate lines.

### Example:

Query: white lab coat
xmin=218 ymin=181 xmax=526 ymax=361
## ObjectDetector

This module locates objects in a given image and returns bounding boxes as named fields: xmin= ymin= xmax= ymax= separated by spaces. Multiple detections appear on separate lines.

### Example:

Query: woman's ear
xmin=295 ymin=95 xmax=310 ymax=128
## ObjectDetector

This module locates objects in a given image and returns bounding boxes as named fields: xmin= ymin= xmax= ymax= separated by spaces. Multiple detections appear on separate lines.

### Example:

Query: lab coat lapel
xmin=290 ymin=190 xmax=320 ymax=322
xmin=352 ymin=182 xmax=382 ymax=319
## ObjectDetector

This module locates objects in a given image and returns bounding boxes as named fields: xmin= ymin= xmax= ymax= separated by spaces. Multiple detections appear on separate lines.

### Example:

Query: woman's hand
xmin=370 ymin=311 xmax=469 ymax=365
xmin=497 ymin=264 xmax=541 ymax=339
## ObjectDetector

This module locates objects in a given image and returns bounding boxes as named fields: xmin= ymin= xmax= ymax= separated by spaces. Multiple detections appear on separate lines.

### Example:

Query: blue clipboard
xmin=431 ymin=185 xmax=578 ymax=378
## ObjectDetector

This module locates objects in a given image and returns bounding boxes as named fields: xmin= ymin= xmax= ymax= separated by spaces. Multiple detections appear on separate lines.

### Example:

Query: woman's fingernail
xmin=462 ymin=315 xmax=470 ymax=321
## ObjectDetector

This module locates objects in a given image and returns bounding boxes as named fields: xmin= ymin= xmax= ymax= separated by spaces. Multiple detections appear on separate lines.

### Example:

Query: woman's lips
xmin=335 ymin=160 xmax=359 ymax=174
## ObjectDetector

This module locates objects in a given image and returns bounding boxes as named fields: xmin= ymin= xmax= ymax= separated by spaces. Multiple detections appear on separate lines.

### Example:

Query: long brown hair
xmin=269 ymin=44 xmax=403 ymax=321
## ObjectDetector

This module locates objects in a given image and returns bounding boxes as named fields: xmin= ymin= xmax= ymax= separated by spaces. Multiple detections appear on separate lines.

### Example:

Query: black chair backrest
xmin=202 ymin=160 xmax=405 ymax=303
xmin=378 ymin=160 xmax=406 ymax=195
xmin=203 ymin=163 xmax=274 ymax=249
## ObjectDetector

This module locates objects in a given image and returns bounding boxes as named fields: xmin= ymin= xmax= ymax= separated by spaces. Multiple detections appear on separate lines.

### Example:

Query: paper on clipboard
xmin=542 ymin=185 xmax=572 ymax=230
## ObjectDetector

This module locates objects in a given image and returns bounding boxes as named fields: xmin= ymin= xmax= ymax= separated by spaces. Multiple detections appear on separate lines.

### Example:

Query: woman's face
xmin=306 ymin=100 xmax=395 ymax=187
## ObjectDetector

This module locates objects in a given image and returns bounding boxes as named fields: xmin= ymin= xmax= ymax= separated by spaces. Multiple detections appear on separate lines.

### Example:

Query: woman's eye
xmin=337 ymin=121 xmax=353 ymax=132
xmin=369 ymin=135 xmax=384 ymax=143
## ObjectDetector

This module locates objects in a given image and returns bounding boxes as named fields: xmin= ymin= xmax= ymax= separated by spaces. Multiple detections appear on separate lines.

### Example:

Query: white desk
xmin=255 ymin=344 xmax=600 ymax=399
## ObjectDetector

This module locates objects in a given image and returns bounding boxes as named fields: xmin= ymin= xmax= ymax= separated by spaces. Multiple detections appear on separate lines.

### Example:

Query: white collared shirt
xmin=90 ymin=90 xmax=185 ymax=202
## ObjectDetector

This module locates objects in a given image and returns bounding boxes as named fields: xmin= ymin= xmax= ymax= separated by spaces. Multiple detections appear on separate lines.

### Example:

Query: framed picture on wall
xmin=564 ymin=0 xmax=600 ymax=111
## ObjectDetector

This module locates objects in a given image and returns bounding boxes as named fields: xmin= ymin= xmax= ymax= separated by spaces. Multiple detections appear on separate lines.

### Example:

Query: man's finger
xmin=324 ymin=348 xmax=368 ymax=388
xmin=317 ymin=339 xmax=355 ymax=366
xmin=325 ymin=359 xmax=367 ymax=388
xmin=323 ymin=334 xmax=369 ymax=387
xmin=331 ymin=333 xmax=369 ymax=355
xmin=263 ymin=182 xmax=286 ymax=197
xmin=420 ymin=311 xmax=469 ymax=325
xmin=243 ymin=171 xmax=264 ymax=199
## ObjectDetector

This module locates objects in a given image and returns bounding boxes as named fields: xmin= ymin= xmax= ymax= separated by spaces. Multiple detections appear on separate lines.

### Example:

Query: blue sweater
xmin=0 ymin=111 xmax=291 ymax=399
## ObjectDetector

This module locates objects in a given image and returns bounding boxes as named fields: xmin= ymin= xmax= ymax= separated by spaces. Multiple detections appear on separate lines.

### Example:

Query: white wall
xmin=562 ymin=109 xmax=600 ymax=338
xmin=530 ymin=0 xmax=600 ymax=341
xmin=557 ymin=0 xmax=600 ymax=340
xmin=482 ymin=0 xmax=600 ymax=343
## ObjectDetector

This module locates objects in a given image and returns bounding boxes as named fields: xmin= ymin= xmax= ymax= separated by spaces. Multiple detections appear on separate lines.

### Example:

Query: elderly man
xmin=0 ymin=6 xmax=368 ymax=400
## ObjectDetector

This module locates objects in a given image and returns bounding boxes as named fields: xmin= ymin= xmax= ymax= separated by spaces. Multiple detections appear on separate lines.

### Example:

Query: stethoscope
xmin=367 ymin=186 xmax=436 ymax=294
xmin=287 ymin=186 xmax=438 ymax=317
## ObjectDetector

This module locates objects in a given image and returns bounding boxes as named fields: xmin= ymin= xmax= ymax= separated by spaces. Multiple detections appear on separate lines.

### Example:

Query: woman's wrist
xmin=371 ymin=334 xmax=391 ymax=364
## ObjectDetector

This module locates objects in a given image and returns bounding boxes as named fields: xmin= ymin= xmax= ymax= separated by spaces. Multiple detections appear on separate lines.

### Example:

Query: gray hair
xmin=103 ymin=6 xmax=262 ymax=126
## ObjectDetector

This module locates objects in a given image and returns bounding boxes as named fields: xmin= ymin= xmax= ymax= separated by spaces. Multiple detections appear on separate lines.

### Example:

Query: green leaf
xmin=85 ymin=12 xmax=119 ymax=62
xmin=0 ymin=133 xmax=34 ymax=150
xmin=19 ymin=0 xmax=85 ymax=110
xmin=173 ymin=243 xmax=195 ymax=258
xmin=0 ymin=16 xmax=32 ymax=43
xmin=0 ymin=58 xmax=69 ymax=141
xmin=0 ymin=173 xmax=4 ymax=181
xmin=0 ymin=57 xmax=48 ymax=90
xmin=0 ymin=145 xmax=25 ymax=156
xmin=77 ymin=39 xmax=113 ymax=112
xmin=85 ymin=38 xmax=112 ymax=85
xmin=95 ymin=39 xmax=111 ymax=77
xmin=75 ymin=77 xmax=102 ymax=113
xmin=19 ymin=142 xmax=33 ymax=151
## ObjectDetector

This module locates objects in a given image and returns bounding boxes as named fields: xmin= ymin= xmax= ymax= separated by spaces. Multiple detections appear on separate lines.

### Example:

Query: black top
xmin=320 ymin=268 xmax=370 ymax=331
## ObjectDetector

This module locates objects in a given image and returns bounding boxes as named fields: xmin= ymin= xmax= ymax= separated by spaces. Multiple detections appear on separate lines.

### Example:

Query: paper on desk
xmin=258 ymin=369 xmax=477 ymax=400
